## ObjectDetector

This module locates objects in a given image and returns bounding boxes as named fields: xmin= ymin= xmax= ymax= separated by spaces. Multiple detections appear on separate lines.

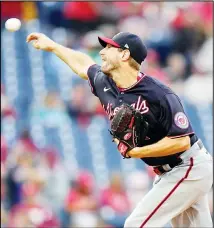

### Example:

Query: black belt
xmin=153 ymin=138 xmax=203 ymax=176
xmin=153 ymin=158 xmax=183 ymax=175
xmin=190 ymin=134 xmax=198 ymax=146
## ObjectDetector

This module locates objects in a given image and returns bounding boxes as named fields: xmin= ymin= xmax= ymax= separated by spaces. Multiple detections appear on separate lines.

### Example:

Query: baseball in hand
xmin=5 ymin=18 xmax=21 ymax=32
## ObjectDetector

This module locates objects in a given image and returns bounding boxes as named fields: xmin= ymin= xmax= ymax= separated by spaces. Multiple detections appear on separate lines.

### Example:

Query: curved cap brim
xmin=98 ymin=36 xmax=120 ymax=48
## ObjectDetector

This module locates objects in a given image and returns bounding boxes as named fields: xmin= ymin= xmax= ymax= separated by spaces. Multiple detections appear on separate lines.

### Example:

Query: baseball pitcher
xmin=27 ymin=32 xmax=213 ymax=227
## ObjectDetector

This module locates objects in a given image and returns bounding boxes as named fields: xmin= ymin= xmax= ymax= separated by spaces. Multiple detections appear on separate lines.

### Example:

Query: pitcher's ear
xmin=121 ymin=49 xmax=131 ymax=62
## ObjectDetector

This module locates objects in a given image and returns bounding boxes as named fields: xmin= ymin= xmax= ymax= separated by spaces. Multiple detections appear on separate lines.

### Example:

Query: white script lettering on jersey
xmin=103 ymin=96 xmax=149 ymax=120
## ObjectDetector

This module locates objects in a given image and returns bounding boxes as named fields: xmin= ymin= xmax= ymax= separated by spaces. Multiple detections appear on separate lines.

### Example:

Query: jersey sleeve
xmin=159 ymin=93 xmax=194 ymax=138
xmin=87 ymin=64 xmax=102 ymax=97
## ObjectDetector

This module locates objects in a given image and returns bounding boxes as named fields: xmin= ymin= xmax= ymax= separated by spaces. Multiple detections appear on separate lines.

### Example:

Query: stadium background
xmin=1 ymin=2 xmax=213 ymax=227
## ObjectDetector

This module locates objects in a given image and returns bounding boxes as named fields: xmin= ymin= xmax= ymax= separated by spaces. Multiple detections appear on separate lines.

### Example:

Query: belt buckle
xmin=162 ymin=164 xmax=173 ymax=172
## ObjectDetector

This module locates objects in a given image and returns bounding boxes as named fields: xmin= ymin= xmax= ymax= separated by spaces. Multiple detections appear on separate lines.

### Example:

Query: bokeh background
xmin=1 ymin=2 xmax=213 ymax=228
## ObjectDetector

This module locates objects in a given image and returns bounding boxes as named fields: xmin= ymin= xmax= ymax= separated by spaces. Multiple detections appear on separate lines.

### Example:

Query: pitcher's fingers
xmin=32 ymin=41 xmax=40 ymax=49
xmin=26 ymin=33 xmax=41 ymax=42
xmin=26 ymin=34 xmax=36 ymax=43
xmin=26 ymin=34 xmax=38 ymax=42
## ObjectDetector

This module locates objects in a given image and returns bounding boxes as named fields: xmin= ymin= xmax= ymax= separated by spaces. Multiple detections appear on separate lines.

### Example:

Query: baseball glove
xmin=109 ymin=103 xmax=149 ymax=159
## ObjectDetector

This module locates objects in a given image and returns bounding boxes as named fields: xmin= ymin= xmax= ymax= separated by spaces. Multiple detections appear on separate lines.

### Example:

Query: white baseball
xmin=5 ymin=18 xmax=21 ymax=32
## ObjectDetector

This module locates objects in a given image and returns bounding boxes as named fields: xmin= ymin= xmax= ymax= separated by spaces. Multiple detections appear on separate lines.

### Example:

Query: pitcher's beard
xmin=101 ymin=61 xmax=117 ymax=76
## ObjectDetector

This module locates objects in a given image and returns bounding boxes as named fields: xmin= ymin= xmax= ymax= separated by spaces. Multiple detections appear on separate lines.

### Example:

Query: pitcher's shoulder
xmin=140 ymin=75 xmax=175 ymax=102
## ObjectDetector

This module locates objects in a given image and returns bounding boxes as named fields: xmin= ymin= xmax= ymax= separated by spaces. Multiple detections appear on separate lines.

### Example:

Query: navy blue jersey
xmin=87 ymin=64 xmax=196 ymax=166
